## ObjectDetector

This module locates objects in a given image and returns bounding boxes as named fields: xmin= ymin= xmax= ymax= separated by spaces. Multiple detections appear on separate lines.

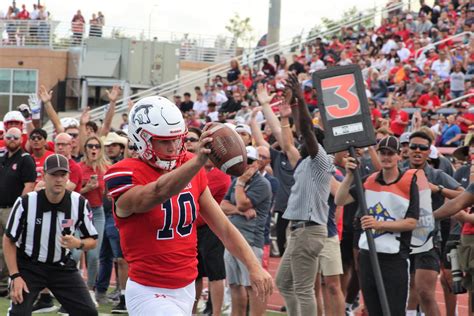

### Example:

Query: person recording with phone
xmin=74 ymin=136 xmax=109 ymax=303
xmin=3 ymin=154 xmax=98 ymax=315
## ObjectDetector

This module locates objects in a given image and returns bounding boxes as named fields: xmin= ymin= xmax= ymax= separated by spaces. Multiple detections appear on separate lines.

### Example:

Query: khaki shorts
xmin=317 ymin=235 xmax=343 ymax=276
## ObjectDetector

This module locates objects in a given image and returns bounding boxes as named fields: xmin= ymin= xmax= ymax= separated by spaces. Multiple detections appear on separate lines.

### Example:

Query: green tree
xmin=307 ymin=6 xmax=377 ymax=41
xmin=225 ymin=13 xmax=254 ymax=49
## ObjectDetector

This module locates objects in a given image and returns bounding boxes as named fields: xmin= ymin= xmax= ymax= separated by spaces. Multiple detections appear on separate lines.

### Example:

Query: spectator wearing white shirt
xmin=381 ymin=37 xmax=398 ymax=55
xmin=207 ymin=102 xmax=219 ymax=122
xmin=431 ymin=50 xmax=451 ymax=80
xmin=209 ymin=84 xmax=228 ymax=107
xmin=450 ymin=62 xmax=466 ymax=99
xmin=309 ymin=53 xmax=326 ymax=73
xmin=193 ymin=92 xmax=208 ymax=117
xmin=397 ymin=42 xmax=411 ymax=62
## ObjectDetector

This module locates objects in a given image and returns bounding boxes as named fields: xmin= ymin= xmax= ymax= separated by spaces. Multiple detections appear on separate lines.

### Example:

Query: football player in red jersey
xmin=105 ymin=96 xmax=272 ymax=315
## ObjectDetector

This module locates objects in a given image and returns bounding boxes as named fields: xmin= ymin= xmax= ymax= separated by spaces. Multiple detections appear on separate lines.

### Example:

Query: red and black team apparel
xmin=105 ymin=152 xmax=208 ymax=289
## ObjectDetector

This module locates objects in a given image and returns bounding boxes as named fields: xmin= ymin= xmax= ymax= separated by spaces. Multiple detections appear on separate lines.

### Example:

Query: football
xmin=203 ymin=123 xmax=247 ymax=176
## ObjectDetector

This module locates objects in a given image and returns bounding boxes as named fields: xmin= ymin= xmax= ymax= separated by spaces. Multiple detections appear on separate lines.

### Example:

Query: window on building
xmin=0 ymin=69 xmax=38 ymax=119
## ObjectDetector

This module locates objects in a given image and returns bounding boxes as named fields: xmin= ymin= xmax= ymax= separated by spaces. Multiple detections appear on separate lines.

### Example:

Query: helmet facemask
xmin=139 ymin=128 xmax=187 ymax=171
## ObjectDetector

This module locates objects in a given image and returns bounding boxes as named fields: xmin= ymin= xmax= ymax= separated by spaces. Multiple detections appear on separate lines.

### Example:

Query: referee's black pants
xmin=8 ymin=254 xmax=97 ymax=316
xmin=359 ymin=250 xmax=410 ymax=316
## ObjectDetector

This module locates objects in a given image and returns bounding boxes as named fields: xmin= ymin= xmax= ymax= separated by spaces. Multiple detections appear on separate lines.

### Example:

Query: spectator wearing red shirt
xmin=387 ymin=94 xmax=409 ymax=137
xmin=416 ymin=88 xmax=442 ymax=112
xmin=75 ymin=136 xmax=108 ymax=291
xmin=17 ymin=4 xmax=29 ymax=19
xmin=457 ymin=111 xmax=474 ymax=134
xmin=369 ymin=98 xmax=382 ymax=128
xmin=53 ymin=133 xmax=82 ymax=193
xmin=29 ymin=128 xmax=54 ymax=184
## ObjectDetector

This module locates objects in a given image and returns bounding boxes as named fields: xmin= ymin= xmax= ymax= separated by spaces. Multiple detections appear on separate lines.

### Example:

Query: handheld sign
xmin=312 ymin=65 xmax=376 ymax=154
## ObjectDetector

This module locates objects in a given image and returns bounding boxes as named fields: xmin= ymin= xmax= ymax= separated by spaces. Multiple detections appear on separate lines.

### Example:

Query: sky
xmin=8 ymin=0 xmax=389 ymax=44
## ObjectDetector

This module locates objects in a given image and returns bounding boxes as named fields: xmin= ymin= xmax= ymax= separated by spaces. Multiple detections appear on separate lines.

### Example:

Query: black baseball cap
xmin=377 ymin=136 xmax=400 ymax=153
xmin=44 ymin=154 xmax=70 ymax=174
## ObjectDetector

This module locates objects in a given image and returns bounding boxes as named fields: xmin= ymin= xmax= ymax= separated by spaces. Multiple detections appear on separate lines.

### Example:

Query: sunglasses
xmin=86 ymin=143 xmax=101 ymax=149
xmin=409 ymin=143 xmax=430 ymax=151
xmin=68 ymin=133 xmax=79 ymax=139
xmin=128 ymin=145 xmax=137 ymax=151
xmin=55 ymin=142 xmax=70 ymax=147
xmin=5 ymin=135 xmax=20 ymax=140
xmin=30 ymin=135 xmax=44 ymax=141
xmin=185 ymin=137 xmax=199 ymax=143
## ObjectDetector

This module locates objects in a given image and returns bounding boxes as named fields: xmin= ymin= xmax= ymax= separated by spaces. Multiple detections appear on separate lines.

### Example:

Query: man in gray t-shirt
xmin=220 ymin=146 xmax=272 ymax=316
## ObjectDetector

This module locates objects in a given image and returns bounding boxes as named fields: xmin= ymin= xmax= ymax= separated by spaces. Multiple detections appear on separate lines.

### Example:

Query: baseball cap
xmin=246 ymin=146 xmax=259 ymax=161
xmin=235 ymin=123 xmax=252 ymax=136
xmin=377 ymin=136 xmax=400 ymax=153
xmin=400 ymin=132 xmax=411 ymax=144
xmin=44 ymin=154 xmax=70 ymax=174
xmin=103 ymin=132 xmax=128 ymax=147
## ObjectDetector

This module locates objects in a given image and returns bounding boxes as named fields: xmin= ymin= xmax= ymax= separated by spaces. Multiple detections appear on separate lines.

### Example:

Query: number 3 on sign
xmin=321 ymin=74 xmax=361 ymax=119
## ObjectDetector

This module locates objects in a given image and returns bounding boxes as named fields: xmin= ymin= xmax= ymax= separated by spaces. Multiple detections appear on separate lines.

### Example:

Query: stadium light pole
xmin=148 ymin=4 xmax=159 ymax=40
xmin=267 ymin=0 xmax=281 ymax=47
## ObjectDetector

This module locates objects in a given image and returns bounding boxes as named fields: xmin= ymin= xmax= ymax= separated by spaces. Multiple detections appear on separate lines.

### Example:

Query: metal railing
xmin=43 ymin=1 xmax=406 ymax=134
xmin=0 ymin=19 xmax=237 ymax=62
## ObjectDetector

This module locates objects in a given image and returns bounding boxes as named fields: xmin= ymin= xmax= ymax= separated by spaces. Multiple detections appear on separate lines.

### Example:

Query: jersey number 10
xmin=157 ymin=192 xmax=197 ymax=240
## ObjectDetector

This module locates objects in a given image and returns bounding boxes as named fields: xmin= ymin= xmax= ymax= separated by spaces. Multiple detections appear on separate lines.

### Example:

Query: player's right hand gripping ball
xmin=203 ymin=123 xmax=247 ymax=176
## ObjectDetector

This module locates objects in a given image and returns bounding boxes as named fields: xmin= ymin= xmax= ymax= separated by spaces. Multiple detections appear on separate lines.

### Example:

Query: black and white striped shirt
xmin=5 ymin=190 xmax=98 ymax=264
xmin=283 ymin=144 xmax=335 ymax=225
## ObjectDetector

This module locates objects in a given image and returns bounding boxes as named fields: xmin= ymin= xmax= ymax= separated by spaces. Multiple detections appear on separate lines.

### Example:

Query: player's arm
xmin=199 ymin=188 xmax=273 ymax=299
xmin=115 ymin=132 xmax=213 ymax=217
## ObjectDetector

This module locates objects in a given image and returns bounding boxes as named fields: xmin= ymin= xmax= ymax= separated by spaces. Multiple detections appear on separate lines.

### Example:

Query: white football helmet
xmin=128 ymin=96 xmax=187 ymax=170
xmin=3 ymin=111 xmax=25 ymax=131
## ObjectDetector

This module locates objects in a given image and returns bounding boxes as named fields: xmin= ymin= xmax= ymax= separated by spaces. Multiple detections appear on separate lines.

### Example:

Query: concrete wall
xmin=0 ymin=47 xmax=68 ymax=90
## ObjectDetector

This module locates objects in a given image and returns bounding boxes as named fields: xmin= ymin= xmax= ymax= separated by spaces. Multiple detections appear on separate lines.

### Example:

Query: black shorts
xmin=359 ymin=250 xmax=409 ymax=316
xmin=409 ymin=248 xmax=441 ymax=274
xmin=197 ymin=225 xmax=226 ymax=281
xmin=340 ymin=232 xmax=354 ymax=267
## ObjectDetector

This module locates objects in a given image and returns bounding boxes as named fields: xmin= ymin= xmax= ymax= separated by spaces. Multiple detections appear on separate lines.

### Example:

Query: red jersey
xmin=79 ymin=162 xmax=107 ymax=208
xmin=32 ymin=150 xmax=54 ymax=183
xmin=105 ymin=153 xmax=208 ymax=289
xmin=195 ymin=167 xmax=231 ymax=227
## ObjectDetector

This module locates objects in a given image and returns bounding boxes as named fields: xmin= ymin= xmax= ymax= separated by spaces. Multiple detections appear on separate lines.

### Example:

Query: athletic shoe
xmin=57 ymin=306 xmax=68 ymax=315
xmin=32 ymin=294 xmax=58 ymax=313
xmin=107 ymin=288 xmax=121 ymax=302
xmin=95 ymin=291 xmax=109 ymax=305
xmin=89 ymin=290 xmax=99 ymax=308
xmin=111 ymin=295 xmax=127 ymax=314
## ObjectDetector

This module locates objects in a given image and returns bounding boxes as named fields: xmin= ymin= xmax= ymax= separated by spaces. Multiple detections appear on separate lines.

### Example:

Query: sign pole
xmin=348 ymin=146 xmax=391 ymax=316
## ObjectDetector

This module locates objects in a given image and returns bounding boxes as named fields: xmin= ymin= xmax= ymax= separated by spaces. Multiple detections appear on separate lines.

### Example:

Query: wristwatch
xmin=76 ymin=240 xmax=85 ymax=250
xmin=438 ymin=185 xmax=445 ymax=193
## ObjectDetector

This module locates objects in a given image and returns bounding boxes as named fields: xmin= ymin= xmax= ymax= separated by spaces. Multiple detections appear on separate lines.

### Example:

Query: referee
xmin=3 ymin=154 xmax=98 ymax=316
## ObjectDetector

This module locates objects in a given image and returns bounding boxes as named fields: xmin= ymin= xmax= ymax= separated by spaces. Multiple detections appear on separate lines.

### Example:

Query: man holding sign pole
xmin=335 ymin=136 xmax=420 ymax=315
